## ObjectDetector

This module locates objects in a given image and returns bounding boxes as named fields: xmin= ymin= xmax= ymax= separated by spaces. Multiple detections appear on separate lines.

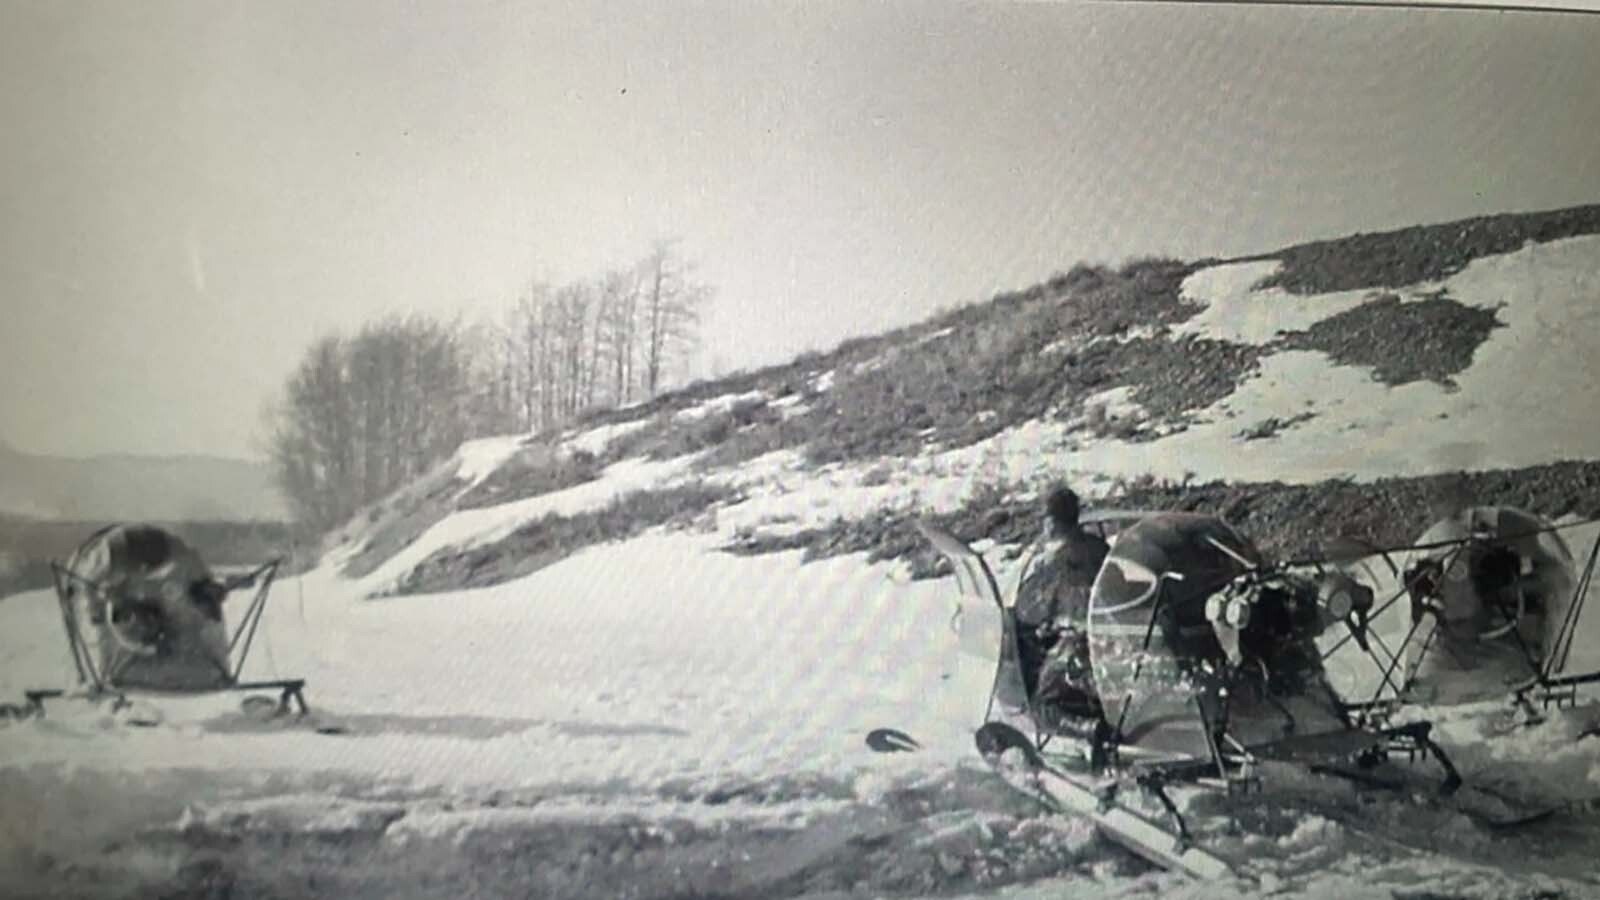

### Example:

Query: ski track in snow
xmin=5 ymin=235 xmax=1600 ymax=896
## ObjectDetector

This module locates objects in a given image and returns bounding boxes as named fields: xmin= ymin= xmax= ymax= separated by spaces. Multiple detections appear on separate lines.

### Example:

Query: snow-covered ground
xmin=0 ymin=534 xmax=989 ymax=792
xmin=5 ymin=234 xmax=1600 ymax=896
xmin=5 ymin=518 xmax=1599 ymax=897
xmin=452 ymin=434 xmax=534 ymax=487
xmin=0 ymin=532 xmax=1038 ymax=897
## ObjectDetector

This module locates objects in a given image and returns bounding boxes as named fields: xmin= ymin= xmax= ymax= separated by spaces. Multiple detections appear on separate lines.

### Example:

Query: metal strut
xmin=1545 ymin=524 xmax=1599 ymax=681
xmin=1383 ymin=721 xmax=1462 ymax=795
xmin=50 ymin=562 xmax=111 ymax=692
xmin=227 ymin=559 xmax=283 ymax=681
xmin=1137 ymin=771 xmax=1193 ymax=850
xmin=1362 ymin=542 xmax=1473 ymax=711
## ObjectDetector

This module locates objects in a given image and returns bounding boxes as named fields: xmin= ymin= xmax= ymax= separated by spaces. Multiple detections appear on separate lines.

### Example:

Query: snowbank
xmin=352 ymin=454 xmax=702 ymax=595
xmin=0 ymin=533 xmax=990 ymax=800
xmin=453 ymin=435 xmax=532 ymax=487
xmin=671 ymin=389 xmax=768 ymax=423
xmin=563 ymin=417 xmax=653 ymax=457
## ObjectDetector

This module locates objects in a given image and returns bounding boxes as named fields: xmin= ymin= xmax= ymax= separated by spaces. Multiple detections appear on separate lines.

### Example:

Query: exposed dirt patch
xmin=795 ymin=260 xmax=1243 ymax=465
xmin=1256 ymin=203 xmax=1600 ymax=295
xmin=1237 ymin=412 xmax=1318 ymax=441
xmin=1105 ymin=335 xmax=1265 ymax=428
xmin=1082 ymin=461 xmax=1600 ymax=563
xmin=726 ymin=461 xmax=1600 ymax=579
xmin=1278 ymin=292 xmax=1504 ymax=388
xmin=602 ymin=398 xmax=787 ymax=465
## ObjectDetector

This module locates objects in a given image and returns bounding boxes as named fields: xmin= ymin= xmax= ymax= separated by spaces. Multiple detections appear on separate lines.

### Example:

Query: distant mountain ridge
xmin=0 ymin=440 xmax=288 ymax=522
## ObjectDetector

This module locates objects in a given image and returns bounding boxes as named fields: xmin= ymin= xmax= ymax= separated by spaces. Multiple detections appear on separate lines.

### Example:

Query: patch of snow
xmin=672 ymin=389 xmax=768 ymax=423
xmin=707 ymin=451 xmax=920 ymax=537
xmin=770 ymin=393 xmax=810 ymax=418
xmin=563 ymin=417 xmax=654 ymax=457
xmin=0 ymin=532 xmax=990 ymax=803
xmin=453 ymin=435 xmax=531 ymax=487
xmin=1080 ymin=385 xmax=1145 ymax=421
xmin=704 ymin=420 xmax=1077 ymax=540
xmin=1177 ymin=259 xmax=1377 ymax=345
xmin=921 ymin=419 xmax=1077 ymax=504
xmin=352 ymin=453 xmax=702 ymax=595
xmin=851 ymin=356 xmax=886 ymax=375
xmin=1084 ymin=323 xmax=1162 ymax=347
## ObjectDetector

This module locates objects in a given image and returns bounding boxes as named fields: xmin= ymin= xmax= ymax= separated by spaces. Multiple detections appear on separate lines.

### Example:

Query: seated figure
xmin=1013 ymin=485 xmax=1110 ymax=730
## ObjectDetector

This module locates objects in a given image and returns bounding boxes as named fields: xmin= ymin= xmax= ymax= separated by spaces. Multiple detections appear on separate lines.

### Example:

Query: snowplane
xmin=906 ymin=502 xmax=1600 ymax=882
xmin=11 ymin=523 xmax=310 ymax=727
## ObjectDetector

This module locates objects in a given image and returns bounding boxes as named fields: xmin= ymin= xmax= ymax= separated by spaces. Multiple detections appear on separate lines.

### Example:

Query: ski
xmin=1306 ymin=761 xmax=1558 ymax=830
xmin=976 ymin=722 xmax=1240 ymax=882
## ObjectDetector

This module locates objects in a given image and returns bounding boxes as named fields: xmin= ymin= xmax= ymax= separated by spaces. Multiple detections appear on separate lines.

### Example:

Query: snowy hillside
xmin=327 ymin=223 xmax=1600 ymax=602
xmin=5 ymin=206 xmax=1600 ymax=898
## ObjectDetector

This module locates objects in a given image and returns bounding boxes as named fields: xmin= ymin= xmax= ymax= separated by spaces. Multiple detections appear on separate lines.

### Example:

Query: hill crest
xmin=315 ymin=203 xmax=1600 ymax=598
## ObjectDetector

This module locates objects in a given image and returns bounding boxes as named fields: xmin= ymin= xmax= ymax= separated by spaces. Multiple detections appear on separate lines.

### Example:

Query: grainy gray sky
xmin=2 ymin=0 xmax=1598 ymax=461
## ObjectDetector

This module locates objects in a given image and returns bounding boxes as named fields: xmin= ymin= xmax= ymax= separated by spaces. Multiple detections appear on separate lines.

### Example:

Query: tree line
xmin=265 ymin=241 xmax=707 ymax=532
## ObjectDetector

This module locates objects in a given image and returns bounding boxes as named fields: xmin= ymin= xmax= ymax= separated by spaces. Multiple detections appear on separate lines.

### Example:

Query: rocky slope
xmin=321 ymin=203 xmax=1600 ymax=598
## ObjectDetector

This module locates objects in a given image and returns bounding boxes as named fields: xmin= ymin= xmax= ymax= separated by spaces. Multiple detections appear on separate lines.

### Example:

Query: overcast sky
xmin=2 ymin=0 xmax=1597 ymax=461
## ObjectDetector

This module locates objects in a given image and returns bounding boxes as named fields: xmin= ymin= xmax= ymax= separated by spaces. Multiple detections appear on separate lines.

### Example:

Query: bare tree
xmin=546 ymin=282 xmax=591 ymax=420
xmin=640 ymin=240 xmax=708 ymax=399
xmin=266 ymin=315 xmax=478 ymax=533
xmin=266 ymin=336 xmax=349 ymax=531
xmin=509 ymin=282 xmax=555 ymax=432
xmin=594 ymin=266 xmax=641 ymax=406
xmin=457 ymin=317 xmax=519 ymax=436
xmin=267 ymin=237 xmax=719 ymax=536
